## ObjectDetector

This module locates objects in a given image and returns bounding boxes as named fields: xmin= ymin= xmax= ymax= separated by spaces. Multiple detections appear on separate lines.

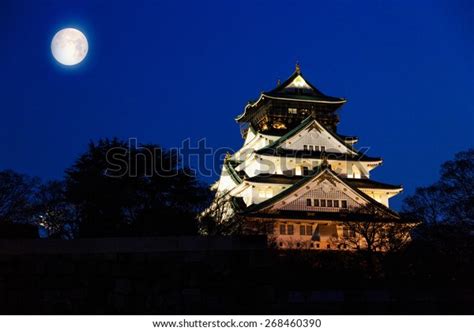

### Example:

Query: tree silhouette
xmin=403 ymin=148 xmax=474 ymax=226
xmin=65 ymin=138 xmax=210 ymax=237
xmin=333 ymin=204 xmax=413 ymax=253
xmin=198 ymin=193 xmax=245 ymax=235
xmin=402 ymin=148 xmax=474 ymax=259
xmin=34 ymin=180 xmax=79 ymax=239
xmin=0 ymin=170 xmax=39 ymax=224
xmin=0 ymin=170 xmax=39 ymax=238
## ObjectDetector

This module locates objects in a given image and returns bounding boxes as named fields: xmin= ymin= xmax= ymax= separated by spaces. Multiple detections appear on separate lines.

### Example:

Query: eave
xmin=255 ymin=148 xmax=383 ymax=163
xmin=243 ymin=210 xmax=415 ymax=224
xmin=224 ymin=160 xmax=243 ymax=185
xmin=244 ymin=174 xmax=402 ymax=192
xmin=236 ymin=93 xmax=346 ymax=123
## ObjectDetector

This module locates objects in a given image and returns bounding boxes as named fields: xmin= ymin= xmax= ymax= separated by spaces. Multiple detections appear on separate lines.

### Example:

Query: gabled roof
xmin=263 ymin=116 xmax=354 ymax=151
xmin=236 ymin=65 xmax=346 ymax=122
xmin=254 ymin=116 xmax=381 ymax=162
xmin=263 ymin=65 xmax=346 ymax=104
xmin=240 ymin=166 xmax=400 ymax=219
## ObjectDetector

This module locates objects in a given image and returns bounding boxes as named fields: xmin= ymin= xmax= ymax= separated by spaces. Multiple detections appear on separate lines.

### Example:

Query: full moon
xmin=51 ymin=28 xmax=88 ymax=66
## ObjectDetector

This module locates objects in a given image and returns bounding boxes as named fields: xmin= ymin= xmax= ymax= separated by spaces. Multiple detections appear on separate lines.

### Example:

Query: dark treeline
xmin=401 ymin=149 xmax=473 ymax=257
xmin=0 ymin=138 xmax=211 ymax=238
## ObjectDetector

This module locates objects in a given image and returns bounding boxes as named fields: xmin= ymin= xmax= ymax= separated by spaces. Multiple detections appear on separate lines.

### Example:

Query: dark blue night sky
xmin=1 ymin=0 xmax=473 ymax=209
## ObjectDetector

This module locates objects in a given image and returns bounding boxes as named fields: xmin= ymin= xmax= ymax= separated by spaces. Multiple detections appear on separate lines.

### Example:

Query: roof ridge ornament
xmin=295 ymin=61 xmax=301 ymax=74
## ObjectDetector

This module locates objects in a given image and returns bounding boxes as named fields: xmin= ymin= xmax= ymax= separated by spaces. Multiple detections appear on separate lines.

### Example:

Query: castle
xmin=207 ymin=64 xmax=411 ymax=250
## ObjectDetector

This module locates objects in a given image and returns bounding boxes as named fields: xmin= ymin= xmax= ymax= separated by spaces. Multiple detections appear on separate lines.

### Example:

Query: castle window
xmin=313 ymin=199 xmax=319 ymax=207
xmin=321 ymin=146 xmax=326 ymax=152
xmin=306 ymin=199 xmax=312 ymax=206
xmin=279 ymin=224 xmax=286 ymax=235
xmin=327 ymin=244 xmax=331 ymax=249
xmin=300 ymin=225 xmax=305 ymax=235
xmin=341 ymin=200 xmax=348 ymax=208
xmin=327 ymin=200 xmax=333 ymax=207
xmin=321 ymin=200 xmax=326 ymax=207
xmin=303 ymin=145 xmax=308 ymax=151
xmin=315 ymin=146 xmax=320 ymax=151
xmin=306 ymin=225 xmax=312 ymax=235
xmin=309 ymin=145 xmax=314 ymax=151
xmin=288 ymin=108 xmax=297 ymax=114
xmin=287 ymin=224 xmax=294 ymax=235
xmin=334 ymin=200 xmax=339 ymax=208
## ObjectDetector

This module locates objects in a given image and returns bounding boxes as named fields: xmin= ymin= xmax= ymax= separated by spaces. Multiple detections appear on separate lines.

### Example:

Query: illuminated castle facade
xmin=209 ymin=64 xmax=407 ymax=249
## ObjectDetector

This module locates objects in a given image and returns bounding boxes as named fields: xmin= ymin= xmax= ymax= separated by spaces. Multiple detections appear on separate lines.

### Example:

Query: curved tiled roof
xmin=236 ymin=67 xmax=345 ymax=122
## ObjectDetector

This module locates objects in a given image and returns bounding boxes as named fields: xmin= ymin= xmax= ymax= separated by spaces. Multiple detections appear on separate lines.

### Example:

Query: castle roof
xmin=254 ymin=116 xmax=381 ymax=162
xmin=238 ymin=166 xmax=400 ymax=220
xmin=236 ymin=64 xmax=346 ymax=123
xmin=263 ymin=64 xmax=346 ymax=103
